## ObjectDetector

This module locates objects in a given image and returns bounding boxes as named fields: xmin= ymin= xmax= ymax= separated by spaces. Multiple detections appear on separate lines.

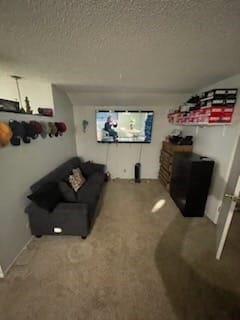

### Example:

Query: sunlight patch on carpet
xmin=151 ymin=199 xmax=166 ymax=213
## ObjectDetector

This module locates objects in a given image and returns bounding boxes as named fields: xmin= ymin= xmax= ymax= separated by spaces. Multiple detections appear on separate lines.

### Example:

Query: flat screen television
xmin=96 ymin=110 xmax=154 ymax=143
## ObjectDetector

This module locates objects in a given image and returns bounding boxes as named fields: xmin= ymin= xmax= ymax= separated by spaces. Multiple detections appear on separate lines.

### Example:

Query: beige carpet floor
xmin=0 ymin=179 xmax=239 ymax=320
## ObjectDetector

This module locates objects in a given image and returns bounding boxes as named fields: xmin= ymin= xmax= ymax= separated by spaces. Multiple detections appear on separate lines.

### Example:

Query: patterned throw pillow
xmin=69 ymin=167 xmax=86 ymax=192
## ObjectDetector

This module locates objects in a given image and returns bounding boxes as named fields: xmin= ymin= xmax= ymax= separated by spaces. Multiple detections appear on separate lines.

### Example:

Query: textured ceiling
xmin=0 ymin=0 xmax=240 ymax=94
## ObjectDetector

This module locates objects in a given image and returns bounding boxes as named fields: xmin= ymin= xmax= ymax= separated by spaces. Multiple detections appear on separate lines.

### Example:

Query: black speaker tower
xmin=135 ymin=163 xmax=141 ymax=183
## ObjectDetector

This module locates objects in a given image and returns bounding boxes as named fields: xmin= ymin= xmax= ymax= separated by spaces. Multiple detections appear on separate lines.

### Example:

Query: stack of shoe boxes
xmin=199 ymin=89 xmax=237 ymax=123
xmin=168 ymin=88 xmax=238 ymax=125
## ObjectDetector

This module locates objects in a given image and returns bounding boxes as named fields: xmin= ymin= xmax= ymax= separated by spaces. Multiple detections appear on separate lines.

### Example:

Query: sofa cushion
xmin=58 ymin=181 xmax=76 ymax=202
xmin=79 ymin=161 xmax=105 ymax=178
xmin=28 ymin=182 xmax=62 ymax=212
xmin=76 ymin=180 xmax=100 ymax=203
xmin=76 ymin=172 xmax=105 ymax=217
xmin=87 ymin=171 xmax=105 ymax=186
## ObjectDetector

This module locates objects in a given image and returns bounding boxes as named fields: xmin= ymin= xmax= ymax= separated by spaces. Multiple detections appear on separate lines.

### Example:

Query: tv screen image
xmin=96 ymin=110 xmax=154 ymax=143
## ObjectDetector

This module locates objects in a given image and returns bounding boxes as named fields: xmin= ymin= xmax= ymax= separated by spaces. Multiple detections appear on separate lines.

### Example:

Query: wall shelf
xmin=0 ymin=110 xmax=52 ymax=117
xmin=179 ymin=123 xmax=232 ymax=127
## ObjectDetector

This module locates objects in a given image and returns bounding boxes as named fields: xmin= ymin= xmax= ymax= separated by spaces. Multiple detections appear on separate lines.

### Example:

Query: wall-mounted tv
xmin=96 ymin=110 xmax=154 ymax=143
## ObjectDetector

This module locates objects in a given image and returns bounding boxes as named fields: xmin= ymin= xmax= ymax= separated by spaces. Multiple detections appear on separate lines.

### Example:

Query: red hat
xmin=30 ymin=121 xmax=42 ymax=136
xmin=55 ymin=122 xmax=67 ymax=136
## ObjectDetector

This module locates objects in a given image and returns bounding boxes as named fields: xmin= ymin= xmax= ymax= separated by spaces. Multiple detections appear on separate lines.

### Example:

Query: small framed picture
xmin=0 ymin=98 xmax=20 ymax=113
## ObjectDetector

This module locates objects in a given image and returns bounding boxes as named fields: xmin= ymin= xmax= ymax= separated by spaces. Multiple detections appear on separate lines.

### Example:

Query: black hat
xmin=27 ymin=122 xmax=38 ymax=139
xmin=21 ymin=122 xmax=31 ymax=143
xmin=9 ymin=120 xmax=24 ymax=146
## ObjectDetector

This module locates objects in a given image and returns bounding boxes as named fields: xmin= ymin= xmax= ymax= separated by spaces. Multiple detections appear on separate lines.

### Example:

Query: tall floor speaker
xmin=135 ymin=163 xmax=141 ymax=183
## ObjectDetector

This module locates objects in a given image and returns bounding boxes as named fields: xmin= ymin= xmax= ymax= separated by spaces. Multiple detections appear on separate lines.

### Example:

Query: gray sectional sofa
xmin=25 ymin=157 xmax=106 ymax=238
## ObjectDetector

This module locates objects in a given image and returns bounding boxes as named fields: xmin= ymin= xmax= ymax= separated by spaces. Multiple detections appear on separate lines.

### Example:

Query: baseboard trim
xmin=3 ymin=236 xmax=33 ymax=277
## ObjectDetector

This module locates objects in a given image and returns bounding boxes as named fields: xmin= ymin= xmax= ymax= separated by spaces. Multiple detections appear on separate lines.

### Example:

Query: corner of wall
xmin=0 ymin=83 xmax=77 ymax=274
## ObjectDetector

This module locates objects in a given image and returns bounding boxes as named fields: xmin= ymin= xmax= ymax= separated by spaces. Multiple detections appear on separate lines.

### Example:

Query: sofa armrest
xmin=26 ymin=202 xmax=91 ymax=237
xmin=53 ymin=202 xmax=90 ymax=236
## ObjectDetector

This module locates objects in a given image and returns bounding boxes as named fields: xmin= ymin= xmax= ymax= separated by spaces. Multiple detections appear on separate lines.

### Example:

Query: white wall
xmin=72 ymin=93 xmax=187 ymax=179
xmin=70 ymin=81 xmax=240 ymax=224
xmin=181 ymin=75 xmax=240 ymax=223
xmin=0 ymin=76 xmax=54 ymax=114
xmin=0 ymin=85 xmax=77 ymax=274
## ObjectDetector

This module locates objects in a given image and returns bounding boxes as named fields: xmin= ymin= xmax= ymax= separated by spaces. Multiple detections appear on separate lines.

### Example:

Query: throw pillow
xmin=58 ymin=181 xmax=76 ymax=202
xmin=79 ymin=161 xmax=105 ymax=178
xmin=68 ymin=167 xmax=86 ymax=192
xmin=79 ymin=161 xmax=96 ymax=177
xmin=27 ymin=182 xmax=62 ymax=212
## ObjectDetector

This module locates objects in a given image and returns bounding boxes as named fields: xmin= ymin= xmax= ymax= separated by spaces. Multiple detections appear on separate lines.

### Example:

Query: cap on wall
xmin=48 ymin=122 xmax=58 ymax=137
xmin=26 ymin=122 xmax=38 ymax=139
xmin=40 ymin=121 xmax=50 ymax=138
xmin=9 ymin=120 xmax=24 ymax=146
xmin=30 ymin=121 xmax=42 ymax=137
xmin=0 ymin=122 xmax=13 ymax=147
xmin=55 ymin=122 xmax=67 ymax=136
xmin=21 ymin=121 xmax=31 ymax=143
